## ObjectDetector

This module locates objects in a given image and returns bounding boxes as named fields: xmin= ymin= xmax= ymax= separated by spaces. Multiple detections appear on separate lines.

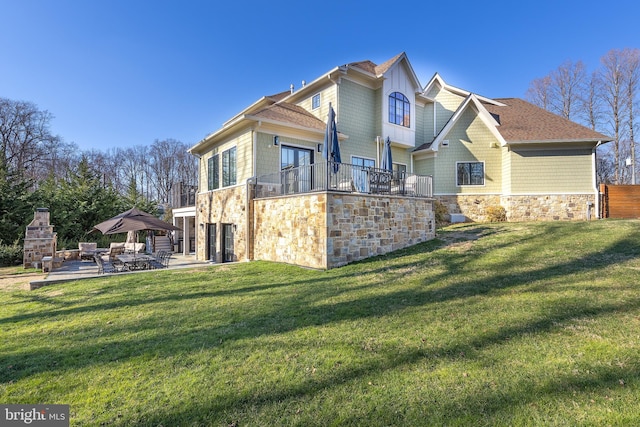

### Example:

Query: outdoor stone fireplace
xmin=23 ymin=208 xmax=57 ymax=269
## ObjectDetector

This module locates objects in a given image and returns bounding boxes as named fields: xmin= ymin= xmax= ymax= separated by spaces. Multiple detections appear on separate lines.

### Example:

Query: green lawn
xmin=1 ymin=220 xmax=639 ymax=426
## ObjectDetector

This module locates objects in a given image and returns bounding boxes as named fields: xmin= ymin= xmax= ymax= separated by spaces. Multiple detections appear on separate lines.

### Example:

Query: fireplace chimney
xmin=23 ymin=208 xmax=57 ymax=269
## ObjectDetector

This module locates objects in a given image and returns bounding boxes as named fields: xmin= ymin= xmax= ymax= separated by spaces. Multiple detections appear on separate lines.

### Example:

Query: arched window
xmin=389 ymin=92 xmax=410 ymax=127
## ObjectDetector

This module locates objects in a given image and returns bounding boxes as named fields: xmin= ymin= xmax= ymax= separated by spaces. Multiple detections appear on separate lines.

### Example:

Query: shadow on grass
xmin=2 ymin=222 xmax=639 ymax=424
xmin=126 ymin=295 xmax=640 ymax=426
xmin=2 ymin=227 xmax=637 ymax=381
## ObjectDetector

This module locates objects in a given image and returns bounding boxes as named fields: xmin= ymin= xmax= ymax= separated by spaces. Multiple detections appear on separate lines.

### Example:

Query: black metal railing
xmin=170 ymin=184 xmax=197 ymax=207
xmin=255 ymin=161 xmax=432 ymax=199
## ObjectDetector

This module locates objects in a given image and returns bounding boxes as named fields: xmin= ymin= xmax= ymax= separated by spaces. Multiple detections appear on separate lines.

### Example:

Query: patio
xmin=29 ymin=253 xmax=211 ymax=290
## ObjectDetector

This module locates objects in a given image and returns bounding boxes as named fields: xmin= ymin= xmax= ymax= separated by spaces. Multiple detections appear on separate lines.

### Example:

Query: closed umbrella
xmin=322 ymin=103 xmax=341 ymax=173
xmin=381 ymin=136 xmax=393 ymax=171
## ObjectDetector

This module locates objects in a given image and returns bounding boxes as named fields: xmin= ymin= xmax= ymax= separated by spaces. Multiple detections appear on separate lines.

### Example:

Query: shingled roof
xmin=348 ymin=52 xmax=405 ymax=77
xmin=486 ymin=98 xmax=611 ymax=143
xmin=250 ymin=102 xmax=326 ymax=132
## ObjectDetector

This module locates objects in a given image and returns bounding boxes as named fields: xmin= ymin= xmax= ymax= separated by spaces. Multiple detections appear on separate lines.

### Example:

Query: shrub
xmin=0 ymin=242 xmax=23 ymax=267
xmin=434 ymin=200 xmax=449 ymax=226
xmin=486 ymin=205 xmax=507 ymax=222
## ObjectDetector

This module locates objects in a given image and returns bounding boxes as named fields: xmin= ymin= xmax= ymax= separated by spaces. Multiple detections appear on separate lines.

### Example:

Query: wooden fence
xmin=600 ymin=184 xmax=640 ymax=218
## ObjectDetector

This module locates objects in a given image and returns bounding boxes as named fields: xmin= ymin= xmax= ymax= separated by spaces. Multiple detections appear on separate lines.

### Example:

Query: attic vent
xmin=442 ymin=140 xmax=449 ymax=147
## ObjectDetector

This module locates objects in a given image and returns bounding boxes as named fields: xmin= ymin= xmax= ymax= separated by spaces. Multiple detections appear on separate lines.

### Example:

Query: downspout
xmin=246 ymin=123 xmax=261 ymax=262
xmin=245 ymin=175 xmax=256 ymax=261
xmin=593 ymin=141 xmax=603 ymax=219
xmin=433 ymin=102 xmax=437 ymax=138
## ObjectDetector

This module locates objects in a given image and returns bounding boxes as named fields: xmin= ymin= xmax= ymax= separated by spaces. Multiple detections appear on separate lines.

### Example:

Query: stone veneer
xmin=253 ymin=194 xmax=327 ymax=268
xmin=501 ymin=194 xmax=596 ymax=221
xmin=436 ymin=194 xmax=596 ymax=222
xmin=196 ymin=186 xmax=250 ymax=262
xmin=327 ymin=194 xmax=435 ymax=268
xmin=253 ymin=192 xmax=435 ymax=269
xmin=22 ymin=208 xmax=57 ymax=268
xmin=23 ymin=208 xmax=57 ymax=268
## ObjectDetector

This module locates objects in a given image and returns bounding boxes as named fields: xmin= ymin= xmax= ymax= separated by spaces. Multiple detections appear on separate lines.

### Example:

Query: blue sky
xmin=1 ymin=0 xmax=638 ymax=152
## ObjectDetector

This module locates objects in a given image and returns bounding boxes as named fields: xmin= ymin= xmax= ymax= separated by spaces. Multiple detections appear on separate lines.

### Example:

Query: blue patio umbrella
xmin=381 ymin=136 xmax=393 ymax=171
xmin=322 ymin=103 xmax=341 ymax=173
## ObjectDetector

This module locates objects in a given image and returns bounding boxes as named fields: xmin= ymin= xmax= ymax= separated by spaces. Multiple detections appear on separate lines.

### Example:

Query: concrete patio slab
xmin=29 ymin=254 xmax=211 ymax=289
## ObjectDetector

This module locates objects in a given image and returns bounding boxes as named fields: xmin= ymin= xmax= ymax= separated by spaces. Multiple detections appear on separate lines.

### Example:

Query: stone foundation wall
xmin=435 ymin=195 xmax=501 ymax=222
xmin=253 ymin=194 xmax=327 ymax=269
xmin=502 ymin=194 xmax=596 ymax=221
xmin=435 ymin=193 xmax=596 ymax=222
xmin=328 ymin=195 xmax=435 ymax=268
xmin=253 ymin=193 xmax=436 ymax=269
xmin=196 ymin=186 xmax=250 ymax=262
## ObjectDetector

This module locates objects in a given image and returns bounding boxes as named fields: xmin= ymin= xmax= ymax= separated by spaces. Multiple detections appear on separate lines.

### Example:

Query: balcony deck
xmin=255 ymin=161 xmax=432 ymax=199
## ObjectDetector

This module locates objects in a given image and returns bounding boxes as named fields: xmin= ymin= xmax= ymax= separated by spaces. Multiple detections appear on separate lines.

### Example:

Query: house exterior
xmin=188 ymin=52 xmax=610 ymax=268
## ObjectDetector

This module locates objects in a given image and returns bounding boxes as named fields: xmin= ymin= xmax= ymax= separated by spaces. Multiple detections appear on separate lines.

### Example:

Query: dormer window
xmin=389 ymin=92 xmax=410 ymax=127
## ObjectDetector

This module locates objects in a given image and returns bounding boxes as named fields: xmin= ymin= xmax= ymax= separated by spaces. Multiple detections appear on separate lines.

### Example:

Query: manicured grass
xmin=1 ymin=220 xmax=639 ymax=426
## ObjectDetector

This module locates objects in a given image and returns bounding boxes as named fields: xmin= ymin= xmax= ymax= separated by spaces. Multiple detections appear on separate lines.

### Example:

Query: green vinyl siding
xmin=428 ymin=84 xmax=465 ymax=136
xmin=297 ymin=85 xmax=337 ymax=122
xmin=432 ymin=108 xmax=502 ymax=194
xmin=509 ymin=148 xmax=594 ymax=193
xmin=502 ymin=144 xmax=512 ymax=194
xmin=413 ymin=156 xmax=435 ymax=177
xmin=338 ymin=79 xmax=379 ymax=164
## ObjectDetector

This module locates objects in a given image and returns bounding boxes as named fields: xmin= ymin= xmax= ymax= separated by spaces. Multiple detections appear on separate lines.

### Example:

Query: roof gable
xmin=414 ymin=94 xmax=506 ymax=152
xmin=423 ymin=73 xmax=504 ymax=106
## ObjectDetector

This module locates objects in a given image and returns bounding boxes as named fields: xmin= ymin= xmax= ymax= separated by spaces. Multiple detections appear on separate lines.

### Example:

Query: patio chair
xmin=124 ymin=242 xmax=146 ymax=254
xmin=150 ymin=251 xmax=170 ymax=269
xmin=160 ymin=251 xmax=172 ymax=268
xmin=79 ymin=242 xmax=97 ymax=261
xmin=95 ymin=254 xmax=117 ymax=274
xmin=107 ymin=242 xmax=125 ymax=262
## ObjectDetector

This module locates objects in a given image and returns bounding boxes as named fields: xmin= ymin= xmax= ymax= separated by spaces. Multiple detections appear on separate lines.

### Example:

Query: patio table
xmin=117 ymin=254 xmax=155 ymax=271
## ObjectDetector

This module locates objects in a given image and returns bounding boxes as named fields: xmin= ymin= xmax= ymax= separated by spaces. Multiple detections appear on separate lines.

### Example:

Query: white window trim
xmin=455 ymin=160 xmax=486 ymax=187
xmin=312 ymin=93 xmax=321 ymax=110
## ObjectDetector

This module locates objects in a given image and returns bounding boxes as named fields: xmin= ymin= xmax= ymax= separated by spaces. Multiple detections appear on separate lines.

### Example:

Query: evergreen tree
xmin=0 ymin=166 xmax=36 ymax=245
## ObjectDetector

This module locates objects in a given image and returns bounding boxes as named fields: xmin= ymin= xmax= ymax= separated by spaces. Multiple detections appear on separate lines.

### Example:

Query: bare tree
xmin=149 ymin=138 xmax=182 ymax=204
xmin=526 ymin=75 xmax=552 ymax=110
xmin=622 ymin=48 xmax=640 ymax=183
xmin=550 ymin=60 xmax=586 ymax=120
xmin=582 ymin=71 xmax=604 ymax=131
xmin=0 ymin=97 xmax=59 ymax=177
xmin=599 ymin=49 xmax=628 ymax=183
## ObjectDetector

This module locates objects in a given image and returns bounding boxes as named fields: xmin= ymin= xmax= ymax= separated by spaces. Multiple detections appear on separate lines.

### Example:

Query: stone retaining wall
xmin=253 ymin=194 xmax=327 ymax=269
xmin=328 ymin=194 xmax=435 ymax=268
xmin=253 ymin=193 xmax=436 ymax=269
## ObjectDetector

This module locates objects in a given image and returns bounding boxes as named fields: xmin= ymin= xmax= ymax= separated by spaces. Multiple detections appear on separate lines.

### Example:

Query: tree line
xmin=526 ymin=48 xmax=639 ymax=185
xmin=0 ymin=96 xmax=197 ymax=252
